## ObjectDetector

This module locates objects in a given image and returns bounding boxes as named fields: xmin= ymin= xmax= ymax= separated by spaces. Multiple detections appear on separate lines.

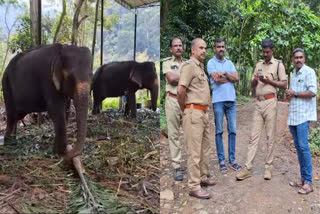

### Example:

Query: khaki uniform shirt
xmin=163 ymin=56 xmax=185 ymax=95
xmin=254 ymin=57 xmax=287 ymax=96
xmin=179 ymin=56 xmax=211 ymax=106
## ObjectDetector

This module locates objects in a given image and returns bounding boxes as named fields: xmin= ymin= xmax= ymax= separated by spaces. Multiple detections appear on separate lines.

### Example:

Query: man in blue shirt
xmin=207 ymin=38 xmax=241 ymax=173
xmin=286 ymin=48 xmax=317 ymax=195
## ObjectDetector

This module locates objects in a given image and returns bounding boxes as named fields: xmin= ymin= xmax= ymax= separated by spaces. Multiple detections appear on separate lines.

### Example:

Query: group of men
xmin=163 ymin=37 xmax=317 ymax=199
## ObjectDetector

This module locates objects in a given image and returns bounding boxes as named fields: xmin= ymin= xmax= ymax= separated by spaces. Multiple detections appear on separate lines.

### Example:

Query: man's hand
xmin=285 ymin=89 xmax=295 ymax=100
xmin=259 ymin=75 xmax=271 ymax=84
xmin=179 ymin=110 xmax=184 ymax=124
xmin=212 ymin=71 xmax=226 ymax=81
xmin=165 ymin=72 xmax=180 ymax=86
xmin=253 ymin=72 xmax=260 ymax=81
xmin=177 ymin=85 xmax=187 ymax=115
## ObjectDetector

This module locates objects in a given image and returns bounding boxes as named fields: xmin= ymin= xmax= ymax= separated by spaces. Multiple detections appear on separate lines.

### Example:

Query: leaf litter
xmin=0 ymin=107 xmax=160 ymax=213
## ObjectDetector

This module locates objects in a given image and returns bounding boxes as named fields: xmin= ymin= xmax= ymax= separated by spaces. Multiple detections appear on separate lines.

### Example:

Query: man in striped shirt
xmin=286 ymin=48 xmax=317 ymax=195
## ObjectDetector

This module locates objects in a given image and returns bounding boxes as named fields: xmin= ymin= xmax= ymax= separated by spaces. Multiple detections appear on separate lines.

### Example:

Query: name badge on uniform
xmin=298 ymin=79 xmax=304 ymax=83
xmin=171 ymin=65 xmax=178 ymax=70
xmin=258 ymin=69 xmax=262 ymax=72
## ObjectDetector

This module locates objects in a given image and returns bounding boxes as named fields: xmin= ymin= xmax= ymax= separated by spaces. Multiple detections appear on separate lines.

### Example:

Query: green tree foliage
xmin=161 ymin=0 xmax=320 ymax=97
xmin=9 ymin=15 xmax=33 ymax=53
xmin=9 ymin=14 xmax=50 ymax=53
xmin=51 ymin=14 xmax=73 ymax=44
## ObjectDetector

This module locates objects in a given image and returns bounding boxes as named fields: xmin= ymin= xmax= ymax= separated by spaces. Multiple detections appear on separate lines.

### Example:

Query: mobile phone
xmin=258 ymin=74 xmax=264 ymax=78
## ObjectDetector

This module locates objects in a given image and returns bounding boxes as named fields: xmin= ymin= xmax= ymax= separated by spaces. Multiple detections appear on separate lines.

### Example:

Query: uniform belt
xmin=168 ymin=92 xmax=177 ymax=99
xmin=257 ymin=93 xmax=276 ymax=101
xmin=185 ymin=104 xmax=208 ymax=111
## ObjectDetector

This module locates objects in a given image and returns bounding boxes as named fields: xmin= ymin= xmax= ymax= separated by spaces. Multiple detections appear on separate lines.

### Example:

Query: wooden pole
xmin=133 ymin=8 xmax=137 ymax=61
xmin=91 ymin=0 xmax=100 ymax=69
xmin=100 ymin=0 xmax=104 ymax=66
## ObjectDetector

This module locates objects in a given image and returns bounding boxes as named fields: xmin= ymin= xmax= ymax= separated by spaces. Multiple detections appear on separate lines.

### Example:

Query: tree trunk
xmin=29 ymin=0 xmax=41 ymax=46
xmin=53 ymin=0 xmax=66 ymax=43
xmin=91 ymin=0 xmax=100 ymax=69
xmin=71 ymin=0 xmax=85 ymax=45
xmin=160 ymin=0 xmax=168 ymax=31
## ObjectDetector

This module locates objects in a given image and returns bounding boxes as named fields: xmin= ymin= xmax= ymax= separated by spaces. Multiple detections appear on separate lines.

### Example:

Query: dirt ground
xmin=160 ymin=101 xmax=320 ymax=214
xmin=0 ymin=106 xmax=159 ymax=213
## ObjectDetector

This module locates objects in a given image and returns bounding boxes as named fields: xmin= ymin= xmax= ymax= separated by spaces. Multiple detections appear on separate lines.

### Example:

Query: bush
xmin=160 ymin=107 xmax=167 ymax=130
xmin=236 ymin=95 xmax=252 ymax=104
xmin=309 ymin=127 xmax=320 ymax=152
xmin=102 ymin=98 xmax=119 ymax=110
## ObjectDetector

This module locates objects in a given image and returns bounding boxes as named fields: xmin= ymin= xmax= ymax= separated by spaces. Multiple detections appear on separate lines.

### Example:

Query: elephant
xmin=91 ymin=61 xmax=159 ymax=117
xmin=2 ymin=43 xmax=92 ymax=159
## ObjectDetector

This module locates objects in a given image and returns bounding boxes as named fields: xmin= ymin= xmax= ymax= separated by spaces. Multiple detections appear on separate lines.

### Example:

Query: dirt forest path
xmin=160 ymin=101 xmax=320 ymax=214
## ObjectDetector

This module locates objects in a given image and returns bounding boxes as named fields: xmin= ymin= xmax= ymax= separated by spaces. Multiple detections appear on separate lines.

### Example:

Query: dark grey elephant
xmin=91 ymin=61 xmax=159 ymax=117
xmin=2 ymin=44 xmax=92 ymax=159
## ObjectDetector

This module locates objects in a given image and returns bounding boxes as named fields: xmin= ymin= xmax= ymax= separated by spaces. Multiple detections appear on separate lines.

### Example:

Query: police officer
xmin=178 ymin=38 xmax=216 ymax=199
xmin=236 ymin=38 xmax=287 ymax=181
xmin=163 ymin=38 xmax=186 ymax=181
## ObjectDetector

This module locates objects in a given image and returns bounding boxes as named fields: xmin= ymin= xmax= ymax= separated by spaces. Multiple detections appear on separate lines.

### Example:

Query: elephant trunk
xmin=70 ymin=80 xmax=89 ymax=157
xmin=150 ymin=78 xmax=159 ymax=111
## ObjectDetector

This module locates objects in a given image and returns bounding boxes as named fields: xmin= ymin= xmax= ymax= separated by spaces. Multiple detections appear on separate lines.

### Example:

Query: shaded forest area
xmin=160 ymin=0 xmax=320 ymax=96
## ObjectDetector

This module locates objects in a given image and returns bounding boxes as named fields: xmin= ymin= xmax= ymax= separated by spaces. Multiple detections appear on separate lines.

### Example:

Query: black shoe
xmin=174 ymin=168 xmax=183 ymax=181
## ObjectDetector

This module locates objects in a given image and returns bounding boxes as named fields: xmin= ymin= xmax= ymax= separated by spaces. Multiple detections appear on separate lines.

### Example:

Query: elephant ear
xmin=129 ymin=64 xmax=143 ymax=89
xmin=51 ymin=56 xmax=63 ymax=91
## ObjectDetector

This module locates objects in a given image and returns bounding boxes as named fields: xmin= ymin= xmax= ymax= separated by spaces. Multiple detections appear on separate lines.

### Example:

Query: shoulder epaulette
xmin=163 ymin=57 xmax=172 ymax=61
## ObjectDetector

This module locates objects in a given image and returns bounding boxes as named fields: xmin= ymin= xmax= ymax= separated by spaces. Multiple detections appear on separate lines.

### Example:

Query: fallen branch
xmin=112 ymin=118 xmax=159 ymax=131
xmin=0 ymin=188 xmax=20 ymax=202
xmin=115 ymin=177 xmax=123 ymax=197
xmin=72 ymin=156 xmax=99 ymax=211
xmin=7 ymin=201 xmax=22 ymax=214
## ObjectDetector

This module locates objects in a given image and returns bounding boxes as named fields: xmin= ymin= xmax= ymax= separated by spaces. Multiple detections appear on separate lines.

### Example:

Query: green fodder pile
xmin=0 ymin=108 xmax=160 ymax=213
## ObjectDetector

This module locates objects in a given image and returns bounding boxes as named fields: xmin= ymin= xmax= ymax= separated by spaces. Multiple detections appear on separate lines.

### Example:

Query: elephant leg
xmin=127 ymin=92 xmax=137 ymax=118
xmin=4 ymin=111 xmax=26 ymax=144
xmin=124 ymin=98 xmax=130 ymax=116
xmin=92 ymin=97 xmax=102 ymax=115
xmin=65 ymin=98 xmax=71 ymax=123
xmin=37 ymin=112 xmax=42 ymax=126
xmin=48 ymin=102 xmax=67 ymax=156
xmin=4 ymin=113 xmax=18 ymax=143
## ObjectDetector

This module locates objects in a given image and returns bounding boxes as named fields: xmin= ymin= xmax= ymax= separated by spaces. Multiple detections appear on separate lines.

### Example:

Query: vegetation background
xmin=0 ymin=0 xmax=160 ymax=109
xmin=160 ymin=0 xmax=320 ymax=152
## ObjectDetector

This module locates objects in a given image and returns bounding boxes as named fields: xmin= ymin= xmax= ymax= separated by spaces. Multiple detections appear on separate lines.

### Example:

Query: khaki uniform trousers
xmin=183 ymin=106 xmax=210 ymax=191
xmin=245 ymin=98 xmax=277 ymax=170
xmin=165 ymin=95 xmax=182 ymax=169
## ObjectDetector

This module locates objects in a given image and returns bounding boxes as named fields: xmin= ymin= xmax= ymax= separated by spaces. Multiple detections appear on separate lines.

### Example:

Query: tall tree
xmin=29 ymin=0 xmax=41 ymax=46
xmin=91 ymin=0 xmax=99 ymax=67
xmin=71 ymin=0 xmax=87 ymax=45
xmin=53 ymin=0 xmax=66 ymax=43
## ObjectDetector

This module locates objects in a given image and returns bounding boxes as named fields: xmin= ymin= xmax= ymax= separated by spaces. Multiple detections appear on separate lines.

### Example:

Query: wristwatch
xmin=294 ymin=92 xmax=298 ymax=98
